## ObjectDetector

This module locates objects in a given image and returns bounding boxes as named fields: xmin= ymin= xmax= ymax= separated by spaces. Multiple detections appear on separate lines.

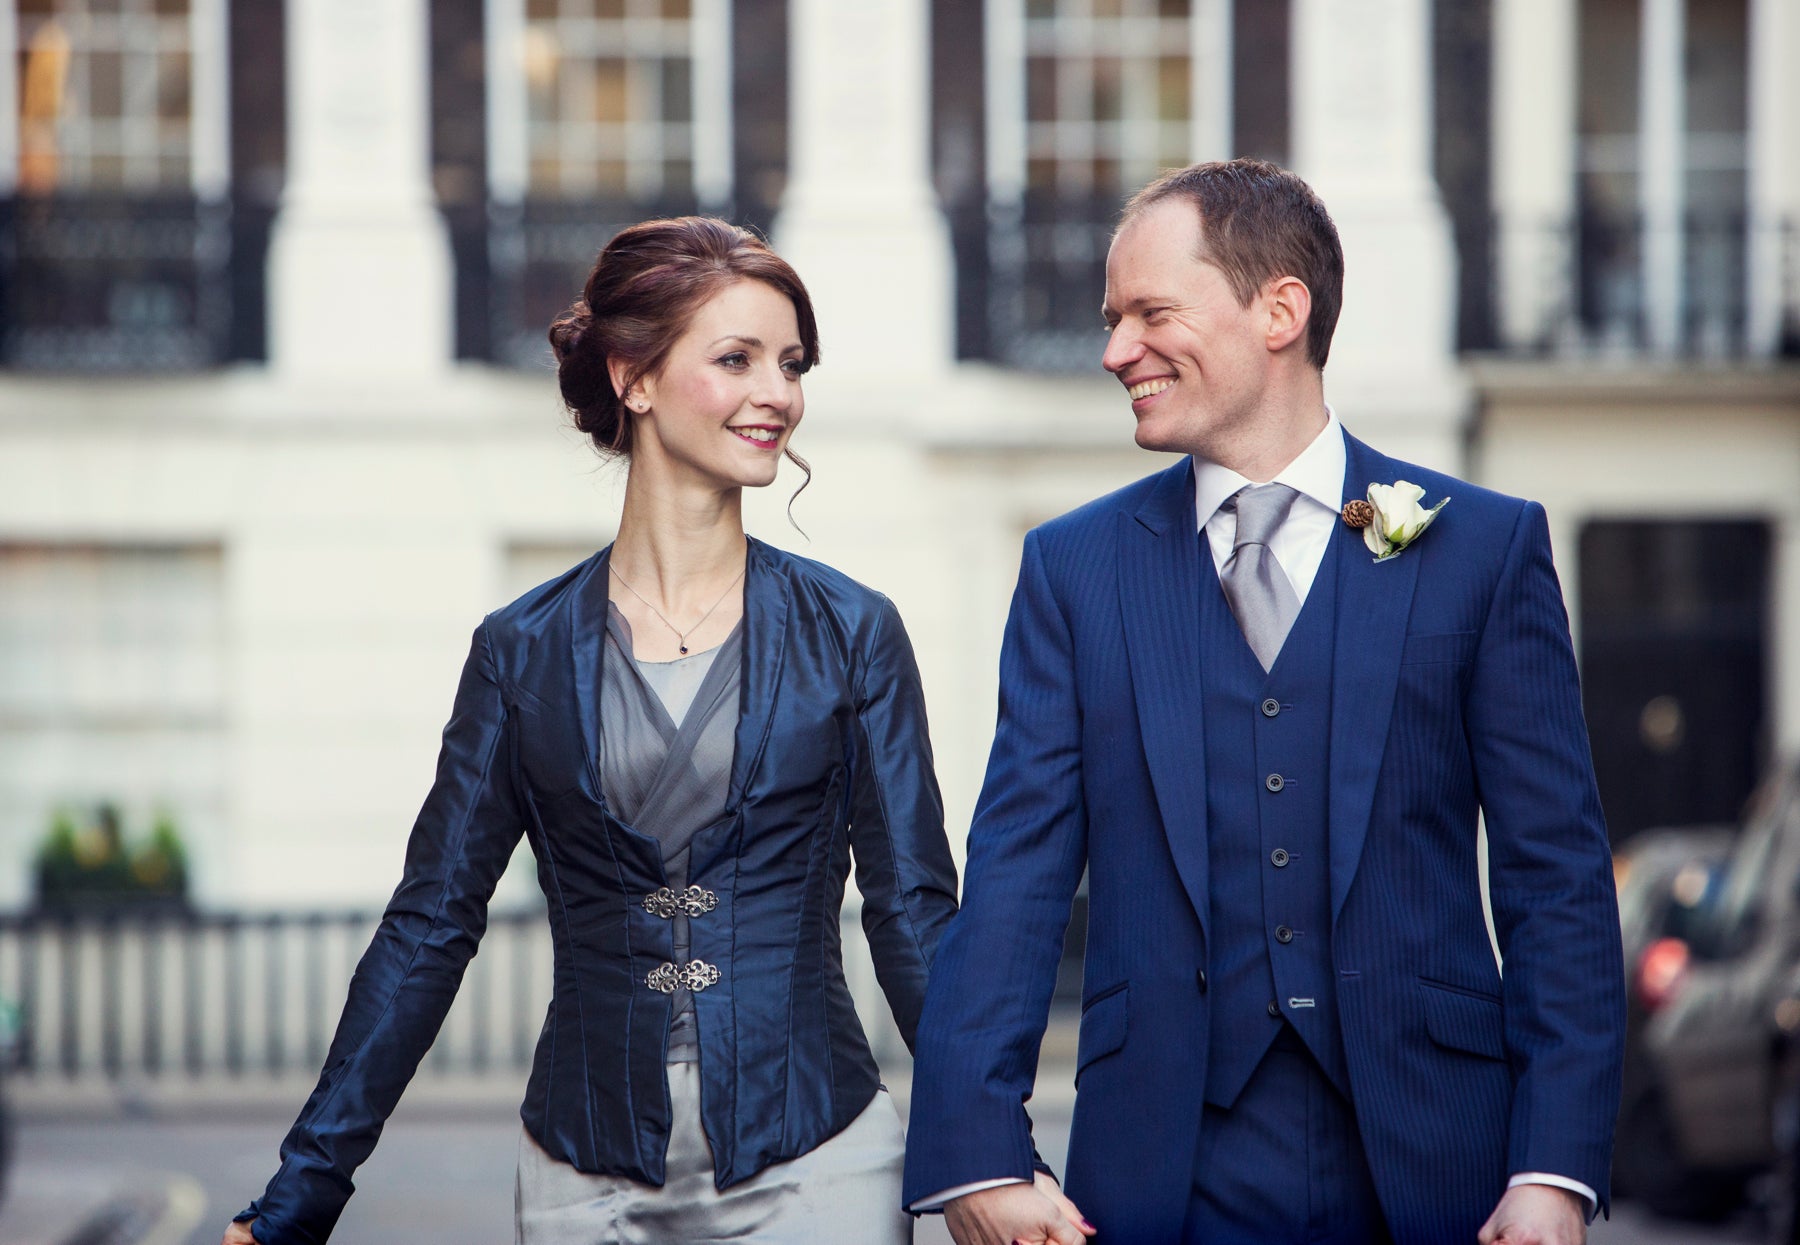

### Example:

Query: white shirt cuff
xmin=907 ymin=1177 xmax=1030 ymax=1213
xmin=1508 ymin=1172 xmax=1598 ymax=1218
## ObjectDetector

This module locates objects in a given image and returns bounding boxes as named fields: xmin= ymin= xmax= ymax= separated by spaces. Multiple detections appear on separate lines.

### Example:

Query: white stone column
xmin=0 ymin=3 xmax=20 ymax=197
xmin=1190 ymin=0 xmax=1233 ymax=163
xmin=1492 ymin=0 xmax=1577 ymax=350
xmin=1290 ymin=0 xmax=1468 ymax=472
xmin=267 ymin=0 xmax=452 ymax=380
xmin=1639 ymin=0 xmax=1686 ymax=356
xmin=772 ymin=0 xmax=954 ymax=385
xmin=1748 ymin=0 xmax=1800 ymax=359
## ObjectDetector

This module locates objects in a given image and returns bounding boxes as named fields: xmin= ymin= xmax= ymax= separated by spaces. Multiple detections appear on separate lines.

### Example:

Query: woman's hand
xmin=221 ymin=1219 xmax=257 ymax=1244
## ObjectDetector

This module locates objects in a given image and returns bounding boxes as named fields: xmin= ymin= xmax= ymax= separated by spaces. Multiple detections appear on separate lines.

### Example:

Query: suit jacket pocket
xmin=1400 ymin=630 xmax=1478 ymax=666
xmin=1075 ymin=982 xmax=1128 ymax=1084
xmin=1419 ymin=978 xmax=1506 ymax=1061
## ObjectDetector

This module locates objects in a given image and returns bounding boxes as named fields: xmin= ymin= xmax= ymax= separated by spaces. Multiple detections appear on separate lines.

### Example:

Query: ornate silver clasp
xmin=643 ymin=885 xmax=720 ymax=919
xmin=646 ymin=959 xmax=722 ymax=994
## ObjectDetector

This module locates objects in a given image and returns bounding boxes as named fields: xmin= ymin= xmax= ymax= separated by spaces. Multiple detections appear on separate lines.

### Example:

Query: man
xmin=902 ymin=160 xmax=1625 ymax=1245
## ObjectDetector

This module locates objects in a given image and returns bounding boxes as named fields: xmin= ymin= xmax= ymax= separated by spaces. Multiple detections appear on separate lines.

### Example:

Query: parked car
xmin=1625 ymin=763 xmax=1800 ymax=1220
xmin=1611 ymin=824 xmax=1735 ymax=1209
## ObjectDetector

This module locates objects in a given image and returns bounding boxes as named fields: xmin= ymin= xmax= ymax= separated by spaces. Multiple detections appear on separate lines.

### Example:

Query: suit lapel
xmin=729 ymin=537 xmax=791 ymax=810
xmin=1119 ymin=459 xmax=1211 ymax=938
xmin=1328 ymin=432 xmax=1421 ymax=924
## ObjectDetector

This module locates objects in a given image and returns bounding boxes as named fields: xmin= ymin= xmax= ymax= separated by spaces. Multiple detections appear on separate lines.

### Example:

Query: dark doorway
xmin=1579 ymin=519 xmax=1771 ymax=842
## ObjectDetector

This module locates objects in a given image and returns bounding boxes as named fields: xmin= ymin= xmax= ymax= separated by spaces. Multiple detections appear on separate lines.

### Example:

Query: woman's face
xmin=629 ymin=279 xmax=807 ymax=491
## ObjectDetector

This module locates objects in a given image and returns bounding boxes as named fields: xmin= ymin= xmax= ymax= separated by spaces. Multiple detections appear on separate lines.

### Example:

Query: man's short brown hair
xmin=1122 ymin=159 xmax=1344 ymax=370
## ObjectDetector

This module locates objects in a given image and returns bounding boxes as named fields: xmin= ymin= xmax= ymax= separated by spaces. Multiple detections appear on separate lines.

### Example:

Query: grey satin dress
xmin=514 ymin=606 xmax=911 ymax=1244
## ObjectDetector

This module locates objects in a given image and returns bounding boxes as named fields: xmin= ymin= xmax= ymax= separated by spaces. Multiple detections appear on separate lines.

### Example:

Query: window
xmin=967 ymin=0 xmax=1251 ymax=369
xmin=12 ymin=0 xmax=218 ymax=196
xmin=0 ymin=545 xmax=227 ymax=907
xmin=473 ymin=0 xmax=733 ymax=366
xmin=516 ymin=0 xmax=712 ymax=202
xmin=0 ymin=0 xmax=265 ymax=369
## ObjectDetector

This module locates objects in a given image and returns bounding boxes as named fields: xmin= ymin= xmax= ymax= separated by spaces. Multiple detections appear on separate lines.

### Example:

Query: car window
xmin=1700 ymin=779 xmax=1796 ymax=957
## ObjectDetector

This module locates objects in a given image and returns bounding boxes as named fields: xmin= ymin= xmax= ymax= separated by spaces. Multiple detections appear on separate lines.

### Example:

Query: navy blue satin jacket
xmin=242 ymin=539 xmax=959 ymax=1244
xmin=905 ymin=434 xmax=1625 ymax=1243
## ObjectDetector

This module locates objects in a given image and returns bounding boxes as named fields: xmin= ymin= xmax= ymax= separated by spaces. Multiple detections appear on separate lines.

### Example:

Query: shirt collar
xmin=1193 ymin=407 xmax=1346 ymax=531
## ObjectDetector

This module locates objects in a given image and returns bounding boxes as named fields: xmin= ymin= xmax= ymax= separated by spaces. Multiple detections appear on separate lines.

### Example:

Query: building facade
xmin=0 ymin=0 xmax=1795 ymax=933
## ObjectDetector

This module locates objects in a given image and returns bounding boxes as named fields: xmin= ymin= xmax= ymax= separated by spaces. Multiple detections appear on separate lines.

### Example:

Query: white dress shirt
xmin=912 ymin=409 xmax=1596 ymax=1219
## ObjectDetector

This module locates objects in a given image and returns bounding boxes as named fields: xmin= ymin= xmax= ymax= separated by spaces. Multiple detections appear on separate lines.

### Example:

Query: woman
xmin=224 ymin=218 xmax=959 ymax=1243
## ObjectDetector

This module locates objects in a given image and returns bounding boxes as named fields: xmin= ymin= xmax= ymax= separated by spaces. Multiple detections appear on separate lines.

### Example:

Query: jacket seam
xmin=849 ymin=597 xmax=933 ymax=970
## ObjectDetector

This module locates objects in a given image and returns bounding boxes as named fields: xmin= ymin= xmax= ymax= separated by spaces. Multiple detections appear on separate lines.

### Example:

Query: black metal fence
xmin=0 ymin=194 xmax=274 ymax=370
xmin=0 ymin=909 xmax=553 ymax=1083
xmin=1472 ymin=211 xmax=1798 ymax=359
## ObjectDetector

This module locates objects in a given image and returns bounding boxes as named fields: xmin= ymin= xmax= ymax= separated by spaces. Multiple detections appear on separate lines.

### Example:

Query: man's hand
xmin=944 ymin=1172 xmax=1097 ymax=1245
xmin=1477 ymin=1184 xmax=1586 ymax=1245
xmin=221 ymin=1220 xmax=256 ymax=1245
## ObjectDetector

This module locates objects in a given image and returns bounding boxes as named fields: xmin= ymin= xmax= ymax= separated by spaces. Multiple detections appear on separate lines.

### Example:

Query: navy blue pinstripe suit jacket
xmin=903 ymin=431 xmax=1626 ymax=1243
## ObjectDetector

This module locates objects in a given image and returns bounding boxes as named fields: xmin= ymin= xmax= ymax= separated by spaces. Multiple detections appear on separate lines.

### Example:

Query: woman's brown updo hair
xmin=548 ymin=217 xmax=821 ymax=458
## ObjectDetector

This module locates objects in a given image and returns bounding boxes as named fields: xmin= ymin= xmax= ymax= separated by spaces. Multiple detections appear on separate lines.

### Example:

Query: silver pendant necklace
xmin=609 ymin=559 xmax=746 ymax=655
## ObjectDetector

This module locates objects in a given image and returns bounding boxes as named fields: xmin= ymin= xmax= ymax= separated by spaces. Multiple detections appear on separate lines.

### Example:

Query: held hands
xmin=1477 ymin=1184 xmax=1586 ymax=1245
xmin=945 ymin=1171 xmax=1097 ymax=1245
xmin=221 ymin=1219 xmax=257 ymax=1245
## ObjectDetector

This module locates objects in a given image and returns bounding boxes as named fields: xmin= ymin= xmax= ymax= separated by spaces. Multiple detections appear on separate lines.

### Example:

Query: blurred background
xmin=0 ymin=0 xmax=1795 ymax=1241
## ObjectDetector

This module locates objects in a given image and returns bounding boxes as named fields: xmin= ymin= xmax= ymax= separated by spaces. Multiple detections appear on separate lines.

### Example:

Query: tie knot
xmin=1226 ymin=483 xmax=1300 ymax=549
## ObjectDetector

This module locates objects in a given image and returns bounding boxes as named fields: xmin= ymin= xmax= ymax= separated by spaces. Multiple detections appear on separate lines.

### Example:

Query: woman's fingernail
xmin=1081 ymin=1220 xmax=1096 ymax=1232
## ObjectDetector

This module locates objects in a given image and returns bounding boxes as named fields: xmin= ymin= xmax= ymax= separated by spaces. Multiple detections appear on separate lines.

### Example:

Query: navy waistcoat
xmin=1201 ymin=534 xmax=1350 ymax=1108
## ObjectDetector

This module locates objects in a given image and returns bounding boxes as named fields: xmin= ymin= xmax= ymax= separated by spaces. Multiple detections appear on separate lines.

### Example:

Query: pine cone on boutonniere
xmin=1341 ymin=500 xmax=1374 ymax=529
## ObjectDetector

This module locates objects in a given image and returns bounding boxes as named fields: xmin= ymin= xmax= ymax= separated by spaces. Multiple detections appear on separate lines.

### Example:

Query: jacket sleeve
xmin=237 ymin=621 xmax=528 ymax=1244
xmin=846 ymin=593 xmax=960 ymax=1049
xmin=1465 ymin=502 xmax=1626 ymax=1211
xmin=901 ymin=530 xmax=1089 ymax=1206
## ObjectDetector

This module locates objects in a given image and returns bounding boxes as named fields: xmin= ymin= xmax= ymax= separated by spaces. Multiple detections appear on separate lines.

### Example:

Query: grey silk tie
xmin=1219 ymin=483 xmax=1303 ymax=671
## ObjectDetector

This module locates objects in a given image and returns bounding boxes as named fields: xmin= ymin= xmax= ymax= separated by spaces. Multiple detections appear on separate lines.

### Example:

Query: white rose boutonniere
xmin=1359 ymin=481 xmax=1448 ymax=563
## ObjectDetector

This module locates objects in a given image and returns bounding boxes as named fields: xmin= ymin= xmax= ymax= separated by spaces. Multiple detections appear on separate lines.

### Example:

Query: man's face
xmin=1101 ymin=198 xmax=1273 ymax=459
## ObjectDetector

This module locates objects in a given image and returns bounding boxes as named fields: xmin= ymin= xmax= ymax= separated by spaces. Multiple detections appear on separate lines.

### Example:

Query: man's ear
xmin=1264 ymin=276 xmax=1313 ymax=355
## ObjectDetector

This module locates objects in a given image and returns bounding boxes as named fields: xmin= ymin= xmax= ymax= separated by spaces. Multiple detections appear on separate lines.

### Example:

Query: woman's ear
xmin=608 ymin=358 xmax=641 ymax=410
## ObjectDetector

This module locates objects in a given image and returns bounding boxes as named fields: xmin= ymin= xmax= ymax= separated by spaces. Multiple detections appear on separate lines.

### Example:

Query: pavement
xmin=0 ymin=1067 xmax=1771 ymax=1245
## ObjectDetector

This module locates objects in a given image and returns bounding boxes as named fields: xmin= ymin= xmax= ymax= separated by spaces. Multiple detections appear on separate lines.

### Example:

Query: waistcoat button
xmin=1275 ymin=925 xmax=1295 ymax=944
xmin=1265 ymin=773 xmax=1285 ymax=792
xmin=1261 ymin=698 xmax=1281 ymax=718
xmin=1271 ymin=848 xmax=1290 ymax=867
xmin=1267 ymin=1000 xmax=1282 ymax=1018
xmin=1196 ymin=969 xmax=1209 ymax=992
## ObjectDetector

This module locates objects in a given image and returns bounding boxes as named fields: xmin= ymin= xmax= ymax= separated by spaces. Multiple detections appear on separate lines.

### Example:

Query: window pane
xmin=1157 ymin=55 xmax=1188 ymax=122
xmin=1027 ymin=55 xmax=1057 ymax=122
xmin=157 ymin=50 xmax=190 ymax=121
xmin=661 ymin=56 xmax=692 ymax=124
xmin=153 ymin=0 xmax=189 ymax=15
xmin=593 ymin=58 xmax=628 ymax=123
xmin=90 ymin=49 xmax=124 ymax=117
xmin=661 ymin=0 xmax=692 ymax=18
xmin=1093 ymin=56 xmax=1122 ymax=123
xmin=527 ymin=0 xmax=561 ymax=18
xmin=595 ymin=158 xmax=628 ymax=194
xmin=596 ymin=0 xmax=626 ymax=19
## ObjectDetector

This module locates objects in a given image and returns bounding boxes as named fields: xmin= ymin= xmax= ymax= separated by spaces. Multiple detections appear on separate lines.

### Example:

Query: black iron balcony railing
xmin=954 ymin=194 xmax=1800 ymax=369
xmin=980 ymin=192 xmax=1117 ymax=373
xmin=1475 ymin=210 xmax=1799 ymax=360
xmin=445 ymin=196 xmax=702 ymax=370
xmin=0 ymin=194 xmax=274 ymax=371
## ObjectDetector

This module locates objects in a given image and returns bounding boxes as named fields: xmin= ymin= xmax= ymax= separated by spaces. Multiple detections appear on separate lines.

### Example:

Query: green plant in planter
xmin=33 ymin=803 xmax=190 ymax=914
xmin=129 ymin=810 xmax=189 ymax=897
